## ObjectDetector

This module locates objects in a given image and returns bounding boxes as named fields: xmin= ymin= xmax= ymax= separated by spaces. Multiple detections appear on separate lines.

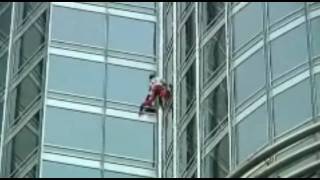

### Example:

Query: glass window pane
xmin=164 ymin=55 xmax=173 ymax=87
xmin=105 ymin=116 xmax=154 ymax=160
xmin=203 ymin=135 xmax=229 ymax=178
xmin=274 ymin=79 xmax=312 ymax=136
xmin=42 ymin=161 xmax=100 ymax=178
xmin=202 ymin=80 xmax=227 ymax=138
xmin=0 ymin=4 xmax=12 ymax=41
xmin=201 ymin=2 xmax=224 ymax=32
xmin=164 ymin=5 xmax=173 ymax=48
xmin=237 ymin=104 xmax=268 ymax=163
xmin=180 ymin=62 xmax=196 ymax=116
xmin=109 ymin=16 xmax=155 ymax=55
xmin=9 ymin=115 xmax=40 ymax=175
xmin=269 ymin=2 xmax=303 ymax=24
xmin=178 ymin=2 xmax=192 ymax=17
xmin=271 ymin=24 xmax=308 ymax=79
xmin=311 ymin=17 xmax=320 ymax=57
xmin=202 ymin=26 xmax=226 ymax=83
xmin=0 ymin=102 xmax=3 ymax=129
xmin=45 ymin=107 xmax=102 ymax=152
xmin=316 ymin=74 xmax=320 ymax=116
xmin=0 ymin=53 xmax=7 ymax=89
xmin=104 ymin=170 xmax=143 ymax=178
xmin=233 ymin=2 xmax=263 ymax=50
xmin=13 ymin=17 xmax=46 ymax=74
xmin=48 ymin=55 xmax=104 ymax=98
xmin=9 ymin=62 xmax=42 ymax=125
xmin=107 ymin=64 xmax=152 ymax=105
xmin=179 ymin=117 xmax=197 ymax=174
xmin=165 ymin=159 xmax=173 ymax=177
xmin=235 ymin=49 xmax=265 ymax=105
xmin=165 ymin=106 xmax=173 ymax=151
xmin=180 ymin=11 xmax=196 ymax=64
xmin=52 ymin=7 xmax=106 ymax=47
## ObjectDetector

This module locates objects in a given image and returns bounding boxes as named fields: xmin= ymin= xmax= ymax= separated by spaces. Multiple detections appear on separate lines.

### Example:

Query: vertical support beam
xmin=172 ymin=2 xmax=178 ymax=178
xmin=158 ymin=2 xmax=164 ymax=178
xmin=225 ymin=2 xmax=234 ymax=171
xmin=305 ymin=3 xmax=316 ymax=123
xmin=194 ymin=2 xmax=201 ymax=178
xmin=101 ymin=3 xmax=110 ymax=178
xmin=264 ymin=2 xmax=276 ymax=166
xmin=38 ymin=2 xmax=52 ymax=178
xmin=0 ymin=2 xmax=15 ymax=176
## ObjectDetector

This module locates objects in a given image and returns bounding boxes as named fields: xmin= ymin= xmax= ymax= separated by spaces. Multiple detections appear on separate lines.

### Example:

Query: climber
xmin=139 ymin=74 xmax=172 ymax=116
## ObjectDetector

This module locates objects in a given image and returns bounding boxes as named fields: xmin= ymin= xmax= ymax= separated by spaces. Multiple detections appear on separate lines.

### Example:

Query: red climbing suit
xmin=139 ymin=77 xmax=171 ymax=115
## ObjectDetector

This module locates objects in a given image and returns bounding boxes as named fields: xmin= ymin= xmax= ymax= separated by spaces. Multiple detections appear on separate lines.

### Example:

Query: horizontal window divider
xmin=13 ymin=3 xmax=48 ymax=42
xmin=202 ymin=127 xmax=228 ymax=158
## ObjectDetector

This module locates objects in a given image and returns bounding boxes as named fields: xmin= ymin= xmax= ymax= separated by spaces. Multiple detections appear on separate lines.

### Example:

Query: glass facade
xmin=0 ymin=2 xmax=157 ymax=178
xmin=161 ymin=2 xmax=320 ymax=178
xmin=0 ymin=2 xmax=320 ymax=178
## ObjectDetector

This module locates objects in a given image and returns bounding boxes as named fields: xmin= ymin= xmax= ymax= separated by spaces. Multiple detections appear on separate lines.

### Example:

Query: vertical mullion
xmin=158 ymin=2 xmax=164 ymax=178
xmin=172 ymin=2 xmax=178 ymax=178
xmin=194 ymin=2 xmax=201 ymax=178
xmin=0 ymin=2 xmax=16 ymax=176
xmin=38 ymin=2 xmax=51 ymax=178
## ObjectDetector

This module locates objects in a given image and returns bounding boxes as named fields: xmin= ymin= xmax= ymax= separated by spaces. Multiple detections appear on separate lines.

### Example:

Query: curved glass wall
xmin=162 ymin=2 xmax=320 ymax=178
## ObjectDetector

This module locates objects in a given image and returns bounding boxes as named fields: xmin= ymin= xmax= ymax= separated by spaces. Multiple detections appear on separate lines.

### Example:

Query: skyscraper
xmin=0 ymin=2 xmax=320 ymax=178
xmin=0 ymin=2 xmax=158 ymax=178
xmin=160 ymin=2 xmax=320 ymax=178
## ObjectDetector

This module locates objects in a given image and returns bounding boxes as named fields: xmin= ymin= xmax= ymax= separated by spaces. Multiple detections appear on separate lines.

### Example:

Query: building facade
xmin=160 ymin=2 xmax=320 ymax=178
xmin=0 ymin=2 xmax=158 ymax=178
xmin=0 ymin=2 xmax=320 ymax=178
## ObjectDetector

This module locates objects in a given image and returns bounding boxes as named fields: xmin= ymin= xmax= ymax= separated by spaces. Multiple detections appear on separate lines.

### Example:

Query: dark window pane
xmin=202 ymin=80 xmax=227 ymax=138
xmin=13 ymin=15 xmax=46 ymax=74
xmin=311 ymin=17 xmax=320 ymax=57
xmin=201 ymin=2 xmax=224 ymax=32
xmin=178 ymin=2 xmax=192 ymax=17
xmin=9 ymin=115 xmax=40 ymax=175
xmin=48 ymin=55 xmax=104 ymax=98
xmin=0 ymin=4 xmax=12 ymax=42
xmin=42 ymin=161 xmax=100 ymax=178
xmin=237 ymin=104 xmax=268 ymax=163
xmin=202 ymin=26 xmax=225 ymax=84
xmin=164 ymin=5 xmax=173 ymax=49
xmin=180 ymin=62 xmax=196 ymax=116
xmin=269 ymin=2 xmax=303 ymax=25
xmin=0 ymin=101 xmax=3 ymax=131
xmin=109 ymin=16 xmax=155 ymax=55
xmin=179 ymin=117 xmax=197 ymax=174
xmin=107 ymin=64 xmax=152 ymax=105
xmin=0 ymin=53 xmax=7 ymax=90
xmin=235 ymin=49 xmax=265 ymax=105
xmin=8 ymin=62 xmax=43 ymax=125
xmin=274 ymin=79 xmax=312 ymax=136
xmin=45 ymin=107 xmax=103 ymax=152
xmin=271 ymin=24 xmax=308 ymax=79
xmin=203 ymin=135 xmax=229 ymax=178
xmin=164 ymin=55 xmax=173 ymax=87
xmin=180 ymin=12 xmax=196 ymax=64
xmin=52 ymin=7 xmax=106 ymax=47
xmin=105 ymin=116 xmax=154 ymax=160
xmin=233 ymin=2 xmax=263 ymax=50
xmin=165 ymin=106 xmax=173 ymax=152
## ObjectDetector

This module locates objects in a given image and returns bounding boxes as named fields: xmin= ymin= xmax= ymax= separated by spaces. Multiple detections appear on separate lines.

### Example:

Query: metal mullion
xmin=0 ymin=2 xmax=16 ymax=175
